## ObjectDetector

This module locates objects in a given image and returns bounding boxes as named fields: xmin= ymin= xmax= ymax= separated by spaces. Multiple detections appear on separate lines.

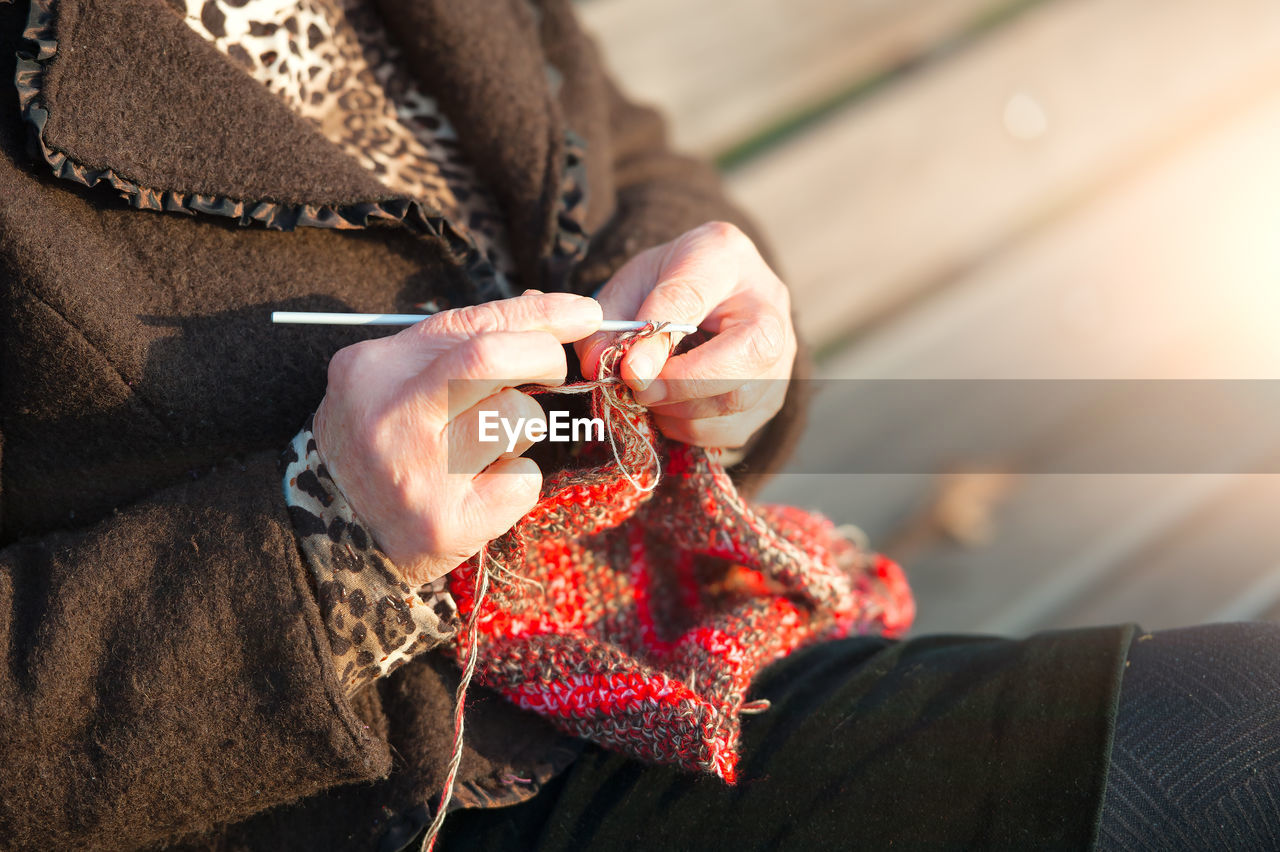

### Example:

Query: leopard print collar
xmin=182 ymin=0 xmax=518 ymax=286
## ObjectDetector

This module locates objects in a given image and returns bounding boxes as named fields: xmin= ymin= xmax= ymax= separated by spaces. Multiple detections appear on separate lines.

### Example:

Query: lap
xmin=440 ymin=625 xmax=1135 ymax=852
xmin=1099 ymin=622 xmax=1280 ymax=850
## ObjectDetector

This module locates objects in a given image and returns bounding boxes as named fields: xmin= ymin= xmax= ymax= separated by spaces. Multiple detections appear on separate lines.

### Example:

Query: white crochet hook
xmin=271 ymin=311 xmax=698 ymax=334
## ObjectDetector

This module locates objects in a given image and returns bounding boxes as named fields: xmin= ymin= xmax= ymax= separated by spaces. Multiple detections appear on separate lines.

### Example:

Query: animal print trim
xmin=281 ymin=417 xmax=460 ymax=695
xmin=179 ymin=0 xmax=518 ymax=286
xmin=543 ymin=128 xmax=590 ymax=292
xmin=14 ymin=0 xmax=511 ymax=305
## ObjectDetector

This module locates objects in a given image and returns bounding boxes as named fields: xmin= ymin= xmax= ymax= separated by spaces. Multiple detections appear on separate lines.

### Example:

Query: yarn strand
xmin=419 ymin=320 xmax=678 ymax=849
xmin=419 ymin=548 xmax=491 ymax=852
xmin=534 ymin=321 xmax=671 ymax=493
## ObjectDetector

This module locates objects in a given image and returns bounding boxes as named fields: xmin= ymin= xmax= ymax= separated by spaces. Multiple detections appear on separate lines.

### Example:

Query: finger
xmin=574 ymin=250 xmax=665 ymax=379
xmin=447 ymin=388 xmax=545 ymax=475
xmin=400 ymin=455 xmax=543 ymax=585
xmin=646 ymin=380 xmax=775 ymax=421
xmin=419 ymin=330 xmax=567 ymax=420
xmin=461 ymin=455 xmax=543 ymax=541
xmin=418 ymin=290 xmax=601 ymax=345
xmin=624 ymin=275 xmax=735 ymax=391
xmin=652 ymin=411 xmax=765 ymax=450
xmin=635 ymin=309 xmax=791 ymax=407
xmin=616 ymin=223 xmax=757 ymax=389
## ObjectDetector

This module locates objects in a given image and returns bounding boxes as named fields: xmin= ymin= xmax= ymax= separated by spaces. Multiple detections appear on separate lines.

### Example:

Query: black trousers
xmin=440 ymin=624 xmax=1143 ymax=850
xmin=1097 ymin=622 xmax=1280 ymax=850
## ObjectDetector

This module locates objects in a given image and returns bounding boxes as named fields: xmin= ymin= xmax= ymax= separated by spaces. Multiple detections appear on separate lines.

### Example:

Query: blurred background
xmin=579 ymin=0 xmax=1280 ymax=635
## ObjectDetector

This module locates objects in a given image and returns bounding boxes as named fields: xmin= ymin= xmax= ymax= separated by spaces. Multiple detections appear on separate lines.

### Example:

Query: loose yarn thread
xmin=419 ymin=322 xmax=673 ymax=851
xmin=533 ymin=321 xmax=672 ymax=493
xmin=419 ymin=549 xmax=488 ymax=851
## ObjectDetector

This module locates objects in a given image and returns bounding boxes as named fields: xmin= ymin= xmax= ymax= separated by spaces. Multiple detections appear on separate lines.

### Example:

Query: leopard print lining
xmin=182 ymin=0 xmax=517 ymax=286
xmin=282 ymin=419 xmax=460 ymax=695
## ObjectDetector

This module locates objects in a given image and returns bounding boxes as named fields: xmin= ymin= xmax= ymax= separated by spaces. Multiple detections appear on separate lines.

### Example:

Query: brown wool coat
xmin=0 ymin=0 xmax=810 ymax=848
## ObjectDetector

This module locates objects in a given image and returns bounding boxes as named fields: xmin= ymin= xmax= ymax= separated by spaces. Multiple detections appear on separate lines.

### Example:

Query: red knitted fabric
xmin=447 ymin=365 xmax=914 ymax=783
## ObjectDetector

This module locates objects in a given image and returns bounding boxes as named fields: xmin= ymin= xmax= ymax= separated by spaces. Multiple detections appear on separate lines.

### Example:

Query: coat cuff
xmin=281 ymin=418 xmax=460 ymax=695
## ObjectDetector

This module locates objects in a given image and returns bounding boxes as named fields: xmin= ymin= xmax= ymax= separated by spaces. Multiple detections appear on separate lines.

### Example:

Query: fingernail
xmin=637 ymin=382 xmax=667 ymax=407
xmin=583 ymin=343 xmax=604 ymax=379
xmin=550 ymin=293 xmax=603 ymax=323
xmin=629 ymin=353 xmax=656 ymax=391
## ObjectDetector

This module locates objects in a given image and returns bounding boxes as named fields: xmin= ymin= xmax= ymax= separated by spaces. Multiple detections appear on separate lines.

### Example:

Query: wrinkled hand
xmin=575 ymin=221 xmax=796 ymax=449
xmin=314 ymin=291 xmax=602 ymax=585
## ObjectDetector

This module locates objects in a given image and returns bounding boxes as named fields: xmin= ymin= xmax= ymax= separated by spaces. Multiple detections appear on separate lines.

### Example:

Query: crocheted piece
xmin=446 ymin=347 xmax=915 ymax=784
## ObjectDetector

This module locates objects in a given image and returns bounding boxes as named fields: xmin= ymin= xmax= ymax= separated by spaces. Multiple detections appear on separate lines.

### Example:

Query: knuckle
xmin=747 ymin=312 xmax=787 ymax=367
xmin=440 ymin=301 xmax=504 ymax=338
xmin=654 ymin=279 xmax=707 ymax=321
xmin=509 ymin=472 xmax=543 ymax=512
xmin=326 ymin=348 xmax=352 ymax=386
xmin=533 ymin=334 xmax=569 ymax=378
xmin=474 ymin=471 xmax=541 ymax=531
xmin=772 ymin=276 xmax=792 ymax=313
xmin=682 ymin=416 xmax=748 ymax=450
xmin=487 ymin=388 xmax=540 ymax=424
xmin=352 ymin=408 xmax=398 ymax=463
xmin=326 ymin=340 xmax=367 ymax=391
xmin=416 ymin=513 xmax=453 ymax=558
xmin=490 ymin=386 xmax=523 ymax=413
xmin=724 ymin=385 xmax=754 ymax=414
xmin=457 ymin=335 xmax=503 ymax=379
xmin=763 ymin=387 xmax=786 ymax=420
xmin=476 ymin=498 xmax=533 ymax=544
xmin=512 ymin=389 xmax=545 ymax=422
xmin=700 ymin=220 xmax=748 ymax=251
xmin=716 ymin=421 xmax=754 ymax=451
xmin=682 ymin=420 xmax=713 ymax=447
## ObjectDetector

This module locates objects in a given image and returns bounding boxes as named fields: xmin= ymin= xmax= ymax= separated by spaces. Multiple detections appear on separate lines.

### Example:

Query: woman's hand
xmin=314 ymin=291 xmax=602 ymax=585
xmin=575 ymin=221 xmax=797 ymax=449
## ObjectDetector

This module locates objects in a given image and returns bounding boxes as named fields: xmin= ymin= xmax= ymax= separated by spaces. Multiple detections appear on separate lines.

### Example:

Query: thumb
xmin=574 ymin=255 xmax=661 ymax=379
xmin=622 ymin=222 xmax=745 ymax=390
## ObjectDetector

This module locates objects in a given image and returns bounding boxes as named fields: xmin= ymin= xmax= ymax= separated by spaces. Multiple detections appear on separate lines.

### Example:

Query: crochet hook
xmin=271 ymin=311 xmax=698 ymax=334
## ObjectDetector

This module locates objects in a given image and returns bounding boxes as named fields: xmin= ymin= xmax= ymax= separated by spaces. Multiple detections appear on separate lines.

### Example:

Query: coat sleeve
xmin=281 ymin=417 xmax=460 ymax=697
xmin=545 ymin=1 xmax=813 ymax=489
xmin=0 ymin=442 xmax=393 ymax=847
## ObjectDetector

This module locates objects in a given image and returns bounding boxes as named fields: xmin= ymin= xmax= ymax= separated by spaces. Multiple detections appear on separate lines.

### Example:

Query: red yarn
xmin=446 ymin=357 xmax=914 ymax=784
